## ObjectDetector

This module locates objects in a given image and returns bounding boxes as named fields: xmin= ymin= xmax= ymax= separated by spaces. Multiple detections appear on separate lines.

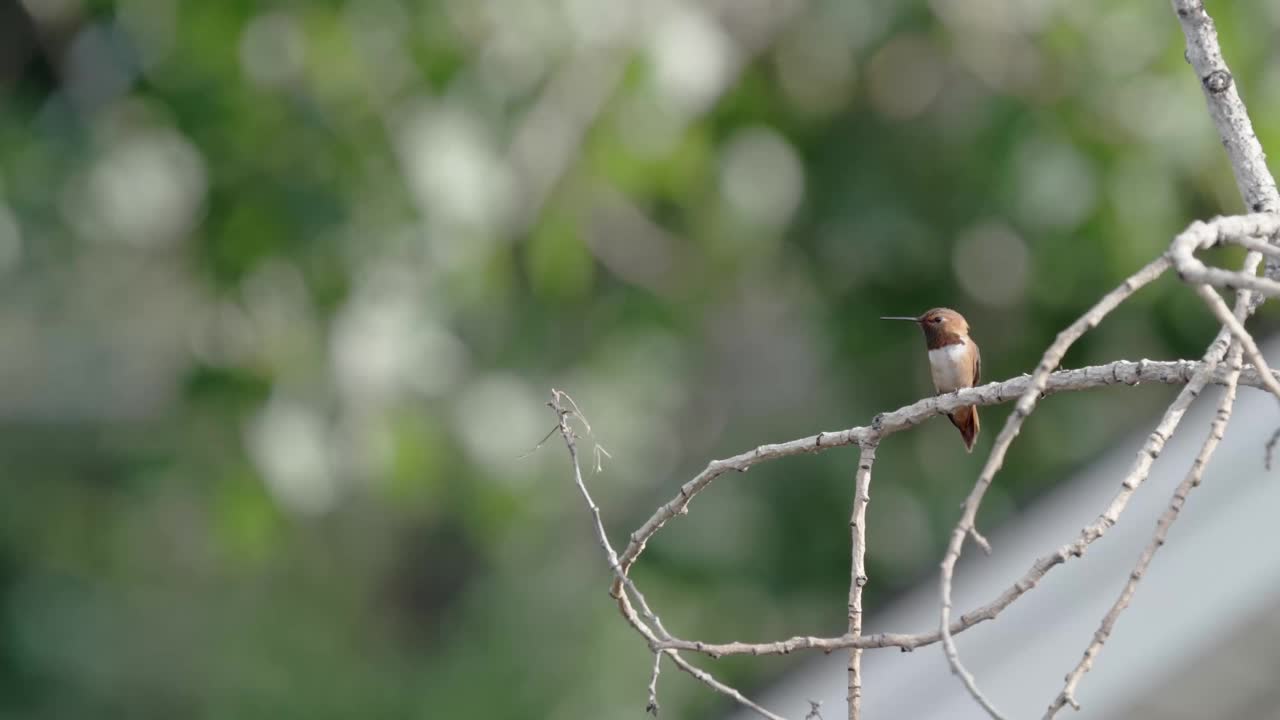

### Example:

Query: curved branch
xmin=1168 ymin=213 xmax=1280 ymax=297
xmin=614 ymin=351 xmax=1280 ymax=591
xmin=1044 ymin=339 xmax=1245 ymax=717
xmin=550 ymin=391 xmax=790 ymax=720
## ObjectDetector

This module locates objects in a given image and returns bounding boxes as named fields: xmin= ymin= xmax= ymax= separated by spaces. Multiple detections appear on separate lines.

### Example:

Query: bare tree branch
xmin=847 ymin=445 xmax=876 ymax=720
xmin=1044 ymin=338 xmax=1245 ymax=717
xmin=661 ymin=649 xmax=789 ymax=720
xmin=1168 ymin=213 xmax=1280 ymax=297
xmin=1042 ymin=228 xmax=1264 ymax=715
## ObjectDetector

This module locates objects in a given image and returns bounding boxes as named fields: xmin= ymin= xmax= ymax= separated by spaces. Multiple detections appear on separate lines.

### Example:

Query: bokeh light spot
xmin=719 ymin=127 xmax=805 ymax=231
xmin=952 ymin=220 xmax=1030 ymax=308
xmin=247 ymin=397 xmax=339 ymax=516
xmin=239 ymin=12 xmax=306 ymax=88
xmin=867 ymin=34 xmax=943 ymax=120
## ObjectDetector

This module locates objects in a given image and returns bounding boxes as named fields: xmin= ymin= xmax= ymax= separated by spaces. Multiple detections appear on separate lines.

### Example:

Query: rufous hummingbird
xmin=881 ymin=308 xmax=981 ymax=452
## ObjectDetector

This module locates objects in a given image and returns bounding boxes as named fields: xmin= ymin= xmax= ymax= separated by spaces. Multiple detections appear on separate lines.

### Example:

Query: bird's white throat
xmin=927 ymin=342 xmax=971 ymax=393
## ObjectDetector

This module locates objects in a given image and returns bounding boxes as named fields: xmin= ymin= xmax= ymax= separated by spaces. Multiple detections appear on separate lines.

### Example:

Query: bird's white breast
xmin=928 ymin=342 xmax=972 ymax=393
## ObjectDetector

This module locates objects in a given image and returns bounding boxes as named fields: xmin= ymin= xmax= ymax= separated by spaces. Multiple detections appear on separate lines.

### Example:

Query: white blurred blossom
xmin=454 ymin=374 xmax=545 ymax=480
xmin=397 ymin=102 xmax=517 ymax=235
xmin=247 ymin=397 xmax=340 ymax=515
xmin=952 ymin=220 xmax=1030 ymax=308
xmin=647 ymin=3 xmax=737 ymax=116
xmin=719 ymin=127 xmax=805 ymax=231
xmin=79 ymin=126 xmax=207 ymax=248
xmin=239 ymin=12 xmax=306 ymax=88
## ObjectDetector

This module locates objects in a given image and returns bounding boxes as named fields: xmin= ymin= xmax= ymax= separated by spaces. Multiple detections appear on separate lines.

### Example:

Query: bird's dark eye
xmin=931 ymin=317 xmax=942 ymax=323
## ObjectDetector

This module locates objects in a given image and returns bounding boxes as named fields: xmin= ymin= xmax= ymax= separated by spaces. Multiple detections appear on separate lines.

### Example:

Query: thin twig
xmin=517 ymin=424 xmax=560 ymax=459
xmin=613 ymin=584 xmax=790 ymax=720
xmin=646 ymin=651 xmax=662 ymax=716
xmin=559 ymin=390 xmax=594 ymax=435
xmin=663 ymin=649 xmax=789 ymax=720
xmin=1044 ymin=338 xmax=1244 ymax=717
xmin=1193 ymin=285 xmax=1280 ymax=403
xmin=1231 ymin=234 xmax=1280 ymax=261
xmin=594 ymin=443 xmax=613 ymax=473
xmin=551 ymin=390 xmax=663 ymax=632
xmin=847 ymin=444 xmax=876 ymax=720
xmin=1194 ymin=278 xmax=1280 ymax=470
xmin=550 ymin=390 xmax=790 ymax=720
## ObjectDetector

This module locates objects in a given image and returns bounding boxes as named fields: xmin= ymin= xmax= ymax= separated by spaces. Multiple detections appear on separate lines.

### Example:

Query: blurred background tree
xmin=0 ymin=0 xmax=1278 ymax=717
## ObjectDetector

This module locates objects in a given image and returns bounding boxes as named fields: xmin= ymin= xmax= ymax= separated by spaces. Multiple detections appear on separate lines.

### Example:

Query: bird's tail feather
xmin=948 ymin=406 xmax=979 ymax=453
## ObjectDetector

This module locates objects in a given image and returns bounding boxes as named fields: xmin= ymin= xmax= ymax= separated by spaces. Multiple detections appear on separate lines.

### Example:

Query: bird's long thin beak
xmin=880 ymin=316 xmax=920 ymax=322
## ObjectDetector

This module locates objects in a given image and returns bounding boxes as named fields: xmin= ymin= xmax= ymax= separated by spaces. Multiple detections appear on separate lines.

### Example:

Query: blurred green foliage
xmin=1 ymin=0 xmax=1278 ymax=717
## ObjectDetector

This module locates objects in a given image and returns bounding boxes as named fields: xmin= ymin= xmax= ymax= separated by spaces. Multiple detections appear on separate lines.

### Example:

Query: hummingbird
xmin=881 ymin=308 xmax=981 ymax=452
